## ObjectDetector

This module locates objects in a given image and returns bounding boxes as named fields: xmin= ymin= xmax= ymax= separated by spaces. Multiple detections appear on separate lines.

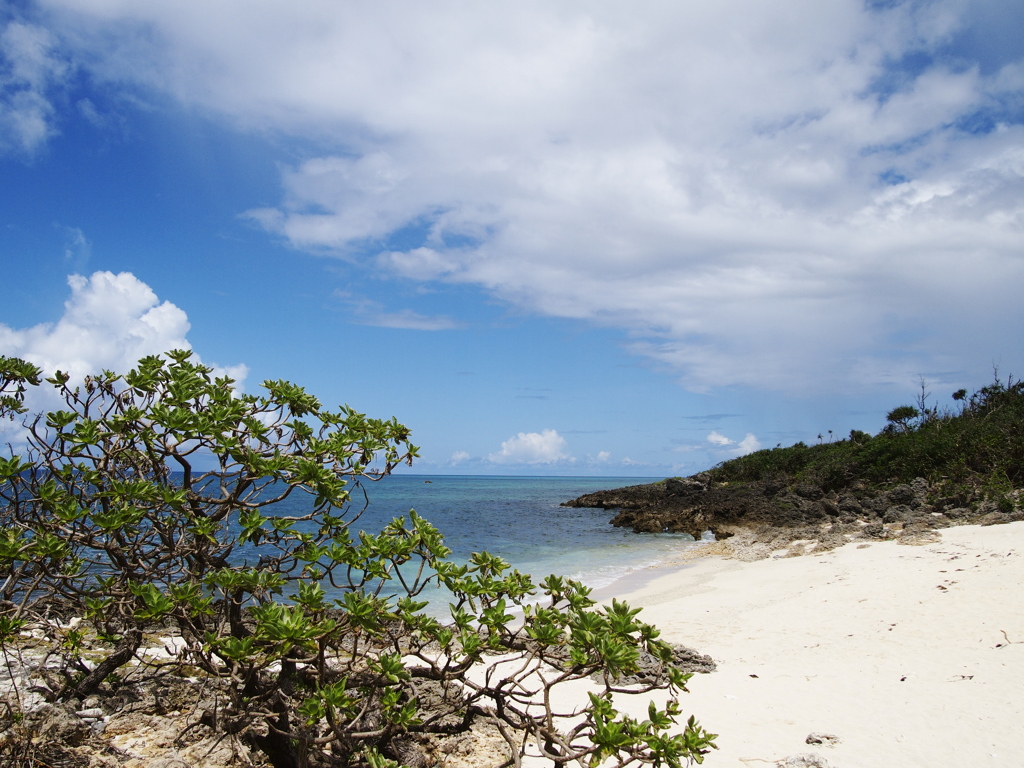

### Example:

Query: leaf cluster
xmin=0 ymin=356 xmax=42 ymax=416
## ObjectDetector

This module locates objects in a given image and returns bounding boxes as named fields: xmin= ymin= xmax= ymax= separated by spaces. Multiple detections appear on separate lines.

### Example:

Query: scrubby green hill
xmin=566 ymin=375 xmax=1024 ymax=549
xmin=710 ymin=376 xmax=1024 ymax=511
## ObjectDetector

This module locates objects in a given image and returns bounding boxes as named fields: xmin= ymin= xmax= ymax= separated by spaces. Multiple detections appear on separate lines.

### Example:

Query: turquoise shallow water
xmin=260 ymin=474 xmax=700 ymax=615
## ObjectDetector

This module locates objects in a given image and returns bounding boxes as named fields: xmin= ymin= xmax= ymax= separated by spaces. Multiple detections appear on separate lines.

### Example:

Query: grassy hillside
xmin=708 ymin=375 xmax=1024 ymax=512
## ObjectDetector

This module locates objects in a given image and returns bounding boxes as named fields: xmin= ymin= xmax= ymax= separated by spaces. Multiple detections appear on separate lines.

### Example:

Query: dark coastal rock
xmin=794 ymin=483 xmax=824 ymax=500
xmin=838 ymin=495 xmax=863 ymax=514
xmin=944 ymin=506 xmax=972 ymax=519
xmin=897 ymin=521 xmax=943 ymax=545
xmin=882 ymin=504 xmax=914 ymax=524
xmin=910 ymin=477 xmax=930 ymax=496
xmin=860 ymin=522 xmax=889 ymax=539
xmin=569 ymin=477 xmax=842 ymax=540
xmin=566 ymin=467 xmax=1019 ymax=556
xmin=665 ymin=476 xmax=709 ymax=495
xmin=887 ymin=484 xmax=916 ymax=505
xmin=980 ymin=509 xmax=1024 ymax=526
xmin=670 ymin=645 xmax=718 ymax=674
xmin=810 ymin=530 xmax=848 ymax=552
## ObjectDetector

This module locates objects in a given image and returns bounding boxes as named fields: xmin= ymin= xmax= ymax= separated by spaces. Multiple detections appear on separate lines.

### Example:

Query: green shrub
xmin=0 ymin=352 xmax=715 ymax=768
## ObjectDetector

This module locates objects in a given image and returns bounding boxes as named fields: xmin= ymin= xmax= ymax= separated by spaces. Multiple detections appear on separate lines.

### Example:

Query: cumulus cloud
xmin=488 ymin=429 xmax=573 ymax=465
xmin=0 ymin=271 xmax=247 ymax=424
xmin=0 ymin=271 xmax=191 ymax=381
xmin=30 ymin=1 xmax=1024 ymax=392
xmin=449 ymin=450 xmax=470 ymax=465
xmin=736 ymin=434 xmax=762 ymax=455
xmin=706 ymin=431 xmax=762 ymax=457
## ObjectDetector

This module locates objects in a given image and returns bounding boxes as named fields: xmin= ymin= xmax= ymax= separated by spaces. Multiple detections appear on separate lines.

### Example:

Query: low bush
xmin=0 ymin=352 xmax=716 ymax=768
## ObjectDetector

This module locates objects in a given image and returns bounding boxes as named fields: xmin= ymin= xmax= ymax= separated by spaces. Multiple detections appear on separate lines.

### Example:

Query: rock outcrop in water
xmin=563 ymin=473 xmax=1023 ymax=557
xmin=566 ymin=376 xmax=1024 ymax=555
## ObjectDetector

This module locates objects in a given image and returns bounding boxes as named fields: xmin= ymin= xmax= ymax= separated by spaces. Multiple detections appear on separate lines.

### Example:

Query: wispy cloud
xmin=680 ymin=413 xmax=742 ymax=423
xmin=333 ymin=291 xmax=462 ymax=331
xmin=0 ymin=21 xmax=67 ymax=155
xmin=55 ymin=224 xmax=91 ymax=271
xmin=515 ymin=387 xmax=551 ymax=400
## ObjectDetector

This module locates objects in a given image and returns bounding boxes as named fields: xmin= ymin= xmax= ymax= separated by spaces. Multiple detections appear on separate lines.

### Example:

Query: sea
xmin=272 ymin=474 xmax=703 ymax=617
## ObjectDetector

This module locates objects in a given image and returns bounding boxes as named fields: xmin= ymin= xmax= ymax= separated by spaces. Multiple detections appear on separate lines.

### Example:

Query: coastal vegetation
xmin=566 ymin=374 xmax=1024 ymax=549
xmin=709 ymin=374 xmax=1024 ymax=509
xmin=0 ymin=352 xmax=716 ymax=768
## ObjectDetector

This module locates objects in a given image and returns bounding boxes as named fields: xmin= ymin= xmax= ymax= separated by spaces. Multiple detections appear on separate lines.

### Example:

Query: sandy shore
xmin=599 ymin=521 xmax=1024 ymax=768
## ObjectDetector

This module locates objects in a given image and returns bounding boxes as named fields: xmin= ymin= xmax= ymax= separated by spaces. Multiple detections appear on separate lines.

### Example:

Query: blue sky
xmin=1 ymin=0 xmax=1022 ymax=477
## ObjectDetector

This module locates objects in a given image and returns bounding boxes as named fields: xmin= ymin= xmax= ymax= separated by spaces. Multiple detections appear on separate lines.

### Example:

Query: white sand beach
xmin=600 ymin=521 xmax=1024 ymax=768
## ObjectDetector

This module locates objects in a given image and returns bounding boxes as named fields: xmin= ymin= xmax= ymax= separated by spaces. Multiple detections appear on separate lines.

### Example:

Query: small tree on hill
xmin=0 ymin=351 xmax=716 ymax=768
xmin=884 ymin=405 xmax=919 ymax=434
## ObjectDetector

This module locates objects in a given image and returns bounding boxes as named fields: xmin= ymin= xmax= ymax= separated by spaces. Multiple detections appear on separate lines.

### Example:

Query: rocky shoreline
xmin=563 ymin=473 xmax=1024 ymax=559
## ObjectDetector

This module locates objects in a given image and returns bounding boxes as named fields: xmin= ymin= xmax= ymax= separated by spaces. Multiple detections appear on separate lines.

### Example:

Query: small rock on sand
xmin=805 ymin=732 xmax=840 ymax=747
xmin=777 ymin=754 xmax=835 ymax=768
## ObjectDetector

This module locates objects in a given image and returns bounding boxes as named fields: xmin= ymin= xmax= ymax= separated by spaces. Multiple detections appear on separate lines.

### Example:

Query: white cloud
xmin=488 ymin=429 xmax=573 ymax=465
xmin=0 ymin=21 xmax=67 ymax=155
xmin=449 ymin=450 xmax=470 ymax=465
xmin=706 ymin=431 xmax=733 ymax=447
xmin=736 ymin=434 xmax=762 ymax=455
xmin=29 ymin=2 xmax=1024 ymax=392
xmin=0 ymin=271 xmax=247 ymax=424
xmin=0 ymin=271 xmax=191 ymax=382
xmin=333 ymin=291 xmax=462 ymax=331
xmin=595 ymin=450 xmax=610 ymax=463
xmin=706 ymin=431 xmax=762 ymax=457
